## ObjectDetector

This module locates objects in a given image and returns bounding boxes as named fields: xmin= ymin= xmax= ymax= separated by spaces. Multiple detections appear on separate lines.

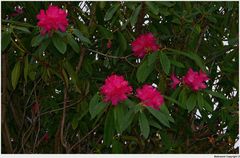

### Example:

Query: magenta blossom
xmin=100 ymin=74 xmax=132 ymax=105
xmin=170 ymin=74 xmax=181 ymax=89
xmin=36 ymin=5 xmax=68 ymax=35
xmin=183 ymin=68 xmax=209 ymax=91
xmin=131 ymin=33 xmax=160 ymax=58
xmin=136 ymin=84 xmax=164 ymax=110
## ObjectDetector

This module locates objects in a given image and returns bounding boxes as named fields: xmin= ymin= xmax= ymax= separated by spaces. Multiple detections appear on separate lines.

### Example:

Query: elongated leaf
xmin=2 ymin=32 xmax=11 ymax=51
xmin=72 ymin=29 xmax=91 ymax=44
xmin=149 ymin=119 xmax=162 ymax=130
xmin=159 ymin=52 xmax=171 ymax=75
xmin=13 ymin=26 xmax=31 ymax=33
xmin=35 ymin=39 xmax=50 ymax=54
xmin=11 ymin=61 xmax=21 ymax=90
xmin=67 ymin=33 xmax=80 ymax=53
xmin=24 ymin=56 xmax=29 ymax=82
xmin=31 ymin=34 xmax=45 ymax=47
xmin=98 ymin=25 xmax=113 ymax=39
xmin=186 ymin=93 xmax=197 ymax=112
xmin=130 ymin=4 xmax=142 ymax=27
xmin=89 ymin=93 xmax=108 ymax=119
xmin=147 ymin=52 xmax=158 ymax=66
xmin=167 ymin=49 xmax=206 ymax=71
xmin=205 ymin=90 xmax=227 ymax=100
xmin=145 ymin=2 xmax=159 ymax=15
xmin=139 ymin=112 xmax=150 ymax=139
xmin=63 ymin=61 xmax=78 ymax=84
xmin=104 ymin=109 xmax=115 ymax=146
xmin=112 ymin=139 xmax=122 ymax=153
xmin=171 ymin=60 xmax=185 ymax=68
xmin=104 ymin=4 xmax=120 ymax=21
xmin=146 ymin=106 xmax=170 ymax=128
xmin=52 ymin=35 xmax=67 ymax=54
xmin=71 ymin=117 xmax=79 ymax=130
xmin=203 ymin=100 xmax=213 ymax=112
xmin=178 ymin=88 xmax=187 ymax=109
xmin=136 ymin=60 xmax=155 ymax=83
xmin=117 ymin=32 xmax=127 ymax=52
xmin=120 ymin=107 xmax=135 ymax=132
xmin=114 ymin=105 xmax=125 ymax=133
xmin=197 ymin=92 xmax=204 ymax=110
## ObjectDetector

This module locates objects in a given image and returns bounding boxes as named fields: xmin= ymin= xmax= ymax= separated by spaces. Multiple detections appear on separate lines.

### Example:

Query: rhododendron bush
xmin=1 ymin=1 xmax=239 ymax=154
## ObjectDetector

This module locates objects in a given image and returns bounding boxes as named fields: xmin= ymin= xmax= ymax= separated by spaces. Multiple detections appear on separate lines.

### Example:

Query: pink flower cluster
xmin=36 ymin=5 xmax=68 ymax=35
xmin=170 ymin=68 xmax=209 ymax=91
xmin=131 ymin=33 xmax=160 ymax=58
xmin=100 ymin=74 xmax=164 ymax=110
xmin=183 ymin=68 xmax=209 ymax=91
xmin=136 ymin=85 xmax=164 ymax=110
xmin=100 ymin=74 xmax=132 ymax=105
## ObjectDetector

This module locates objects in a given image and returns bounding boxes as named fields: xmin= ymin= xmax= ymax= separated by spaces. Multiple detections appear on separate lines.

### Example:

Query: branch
xmin=60 ymin=68 xmax=69 ymax=150
xmin=194 ymin=25 xmax=208 ymax=53
xmin=68 ymin=123 xmax=101 ymax=152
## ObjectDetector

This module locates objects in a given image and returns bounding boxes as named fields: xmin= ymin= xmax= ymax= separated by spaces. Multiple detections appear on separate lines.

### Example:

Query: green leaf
xmin=171 ymin=60 xmax=185 ymax=68
xmin=98 ymin=25 xmax=113 ymax=39
xmin=136 ymin=59 xmax=155 ymax=83
xmin=104 ymin=109 xmax=115 ymax=146
xmin=160 ymin=104 xmax=174 ymax=123
xmin=146 ymin=106 xmax=170 ymax=128
xmin=11 ymin=61 xmax=21 ymax=90
xmin=207 ymin=16 xmax=217 ymax=23
xmin=2 ymin=32 xmax=11 ymax=51
xmin=112 ymin=139 xmax=122 ymax=153
xmin=117 ymin=32 xmax=127 ymax=52
xmin=205 ymin=90 xmax=227 ymax=100
xmin=145 ymin=2 xmax=159 ymax=15
xmin=13 ymin=26 xmax=31 ymax=33
xmin=159 ymin=52 xmax=171 ymax=75
xmin=67 ymin=33 xmax=80 ymax=53
xmin=72 ymin=29 xmax=91 ymax=45
xmin=24 ymin=56 xmax=29 ymax=82
xmin=147 ymin=52 xmax=158 ymax=66
xmin=197 ymin=92 xmax=204 ymax=110
xmin=52 ymin=34 xmax=67 ymax=54
xmin=172 ymin=18 xmax=181 ymax=24
xmin=149 ymin=119 xmax=162 ymax=130
xmin=63 ymin=61 xmax=78 ymax=84
xmin=31 ymin=34 xmax=45 ymax=47
xmin=203 ymin=100 xmax=213 ymax=112
xmin=89 ymin=94 xmax=108 ymax=120
xmin=160 ymin=2 xmax=175 ymax=7
xmin=186 ymin=93 xmax=197 ymax=113
xmin=71 ymin=117 xmax=79 ymax=130
xmin=130 ymin=4 xmax=142 ymax=27
xmin=139 ymin=112 xmax=150 ymax=139
xmin=35 ymin=39 xmax=50 ymax=54
xmin=104 ymin=4 xmax=120 ymax=21
xmin=114 ymin=105 xmax=125 ymax=133
xmin=178 ymin=88 xmax=187 ymax=109
xmin=120 ymin=107 xmax=135 ymax=132
xmin=167 ymin=49 xmax=206 ymax=71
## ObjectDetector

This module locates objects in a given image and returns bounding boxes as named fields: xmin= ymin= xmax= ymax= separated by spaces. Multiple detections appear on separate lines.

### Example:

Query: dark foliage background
xmin=1 ymin=1 xmax=239 ymax=153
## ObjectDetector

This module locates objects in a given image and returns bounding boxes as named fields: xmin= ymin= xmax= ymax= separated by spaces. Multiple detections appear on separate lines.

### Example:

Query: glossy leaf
xmin=103 ymin=108 xmax=115 ymax=146
xmin=139 ymin=112 xmax=150 ymax=139
xmin=130 ymin=4 xmax=142 ymax=27
xmin=104 ymin=4 xmax=120 ymax=21
xmin=159 ymin=52 xmax=171 ymax=75
xmin=52 ymin=34 xmax=67 ymax=54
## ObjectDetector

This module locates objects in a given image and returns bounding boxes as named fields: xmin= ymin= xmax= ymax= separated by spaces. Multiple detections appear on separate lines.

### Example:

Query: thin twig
xmin=88 ymin=48 xmax=132 ymax=59
xmin=68 ymin=123 xmax=101 ymax=152
xmin=194 ymin=25 xmax=208 ymax=53
xmin=60 ymin=69 xmax=69 ymax=150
